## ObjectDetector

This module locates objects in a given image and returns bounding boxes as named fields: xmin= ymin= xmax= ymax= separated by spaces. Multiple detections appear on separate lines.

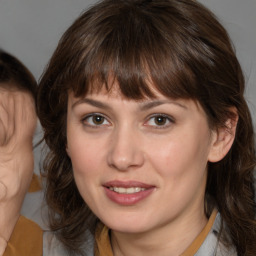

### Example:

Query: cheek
xmin=147 ymin=131 xmax=210 ymax=178
xmin=69 ymin=145 xmax=97 ymax=174
xmin=68 ymin=142 xmax=97 ymax=199
xmin=67 ymin=134 xmax=105 ymax=180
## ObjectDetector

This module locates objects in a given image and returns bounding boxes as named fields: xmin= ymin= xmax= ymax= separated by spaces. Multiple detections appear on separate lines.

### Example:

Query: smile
xmin=103 ymin=180 xmax=155 ymax=205
xmin=109 ymin=187 xmax=146 ymax=194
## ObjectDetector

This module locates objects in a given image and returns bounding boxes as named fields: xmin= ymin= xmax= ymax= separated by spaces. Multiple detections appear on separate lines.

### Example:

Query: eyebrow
xmin=139 ymin=100 xmax=187 ymax=111
xmin=72 ymin=98 xmax=111 ymax=110
xmin=72 ymin=98 xmax=187 ymax=111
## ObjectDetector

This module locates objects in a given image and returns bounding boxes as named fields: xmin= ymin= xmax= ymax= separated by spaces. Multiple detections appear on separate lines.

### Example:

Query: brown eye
xmin=83 ymin=114 xmax=110 ymax=127
xmin=92 ymin=115 xmax=105 ymax=125
xmin=145 ymin=114 xmax=173 ymax=128
xmin=154 ymin=116 xmax=167 ymax=126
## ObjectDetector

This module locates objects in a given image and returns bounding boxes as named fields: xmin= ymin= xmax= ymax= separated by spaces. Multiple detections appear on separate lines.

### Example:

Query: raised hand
xmin=0 ymin=88 xmax=37 ymax=254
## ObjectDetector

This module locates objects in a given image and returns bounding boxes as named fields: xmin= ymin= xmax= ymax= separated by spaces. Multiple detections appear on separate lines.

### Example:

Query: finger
xmin=13 ymin=93 xmax=37 ymax=142
xmin=0 ymin=96 xmax=14 ymax=146
xmin=0 ymin=181 xmax=7 ymax=201
xmin=0 ymin=113 xmax=7 ymax=146
xmin=7 ymin=94 xmax=16 ymax=143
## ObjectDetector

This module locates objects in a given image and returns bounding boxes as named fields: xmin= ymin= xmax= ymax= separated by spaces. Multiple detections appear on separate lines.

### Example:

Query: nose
xmin=107 ymin=127 xmax=144 ymax=171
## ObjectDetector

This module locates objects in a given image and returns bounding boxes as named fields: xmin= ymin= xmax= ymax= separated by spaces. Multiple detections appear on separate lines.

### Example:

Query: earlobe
xmin=208 ymin=110 xmax=238 ymax=163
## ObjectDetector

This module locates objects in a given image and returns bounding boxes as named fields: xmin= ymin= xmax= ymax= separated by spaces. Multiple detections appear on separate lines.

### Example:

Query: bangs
xmin=71 ymin=41 xmax=198 ymax=101
xmin=65 ymin=1 xmax=202 ymax=101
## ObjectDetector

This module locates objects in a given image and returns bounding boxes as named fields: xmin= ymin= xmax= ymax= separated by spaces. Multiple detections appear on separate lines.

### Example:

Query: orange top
xmin=28 ymin=173 xmax=42 ymax=193
xmin=3 ymin=173 xmax=43 ymax=256
xmin=3 ymin=215 xmax=43 ymax=256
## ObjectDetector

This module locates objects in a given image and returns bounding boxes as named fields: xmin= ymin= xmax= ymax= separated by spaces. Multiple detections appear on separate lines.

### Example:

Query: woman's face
xmin=66 ymin=84 xmax=217 ymax=235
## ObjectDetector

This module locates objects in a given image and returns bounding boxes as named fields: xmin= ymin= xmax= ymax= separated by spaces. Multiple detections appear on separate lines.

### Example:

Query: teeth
xmin=109 ymin=187 xmax=146 ymax=194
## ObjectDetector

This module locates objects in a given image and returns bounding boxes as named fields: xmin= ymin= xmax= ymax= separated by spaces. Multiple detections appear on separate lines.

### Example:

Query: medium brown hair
xmin=37 ymin=0 xmax=256 ymax=255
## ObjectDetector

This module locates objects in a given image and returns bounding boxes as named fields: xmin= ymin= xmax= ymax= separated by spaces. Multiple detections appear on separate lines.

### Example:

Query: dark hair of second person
xmin=0 ymin=49 xmax=36 ymax=98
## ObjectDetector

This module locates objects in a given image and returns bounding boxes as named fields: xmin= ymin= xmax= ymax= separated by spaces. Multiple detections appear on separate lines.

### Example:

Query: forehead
xmin=0 ymin=82 xmax=34 ymax=97
xmin=68 ymin=82 xmax=206 ymax=117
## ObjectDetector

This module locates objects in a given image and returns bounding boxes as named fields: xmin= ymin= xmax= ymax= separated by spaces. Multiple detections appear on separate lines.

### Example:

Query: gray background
xmin=0 ymin=0 xmax=255 ymax=172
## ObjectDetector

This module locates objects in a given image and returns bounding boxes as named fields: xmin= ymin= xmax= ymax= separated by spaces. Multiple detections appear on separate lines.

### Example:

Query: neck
xmin=110 ymin=208 xmax=207 ymax=256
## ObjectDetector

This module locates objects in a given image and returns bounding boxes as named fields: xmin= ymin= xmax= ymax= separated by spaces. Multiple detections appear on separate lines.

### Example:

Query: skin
xmin=0 ymin=86 xmax=37 ymax=254
xmin=66 ymin=84 xmax=233 ymax=256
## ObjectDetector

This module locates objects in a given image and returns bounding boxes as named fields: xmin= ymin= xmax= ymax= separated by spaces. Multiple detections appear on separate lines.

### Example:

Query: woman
xmin=37 ymin=0 xmax=256 ymax=255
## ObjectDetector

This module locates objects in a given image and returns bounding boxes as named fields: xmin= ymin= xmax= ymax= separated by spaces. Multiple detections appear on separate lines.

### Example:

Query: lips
xmin=103 ymin=180 xmax=155 ymax=205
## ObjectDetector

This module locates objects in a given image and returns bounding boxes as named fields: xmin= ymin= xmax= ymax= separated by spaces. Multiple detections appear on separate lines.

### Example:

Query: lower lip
xmin=104 ymin=187 xmax=155 ymax=206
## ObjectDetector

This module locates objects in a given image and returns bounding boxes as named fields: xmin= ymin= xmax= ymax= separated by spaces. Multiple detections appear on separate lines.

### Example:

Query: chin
xmin=101 ymin=216 xmax=150 ymax=234
xmin=111 ymin=225 xmax=148 ymax=234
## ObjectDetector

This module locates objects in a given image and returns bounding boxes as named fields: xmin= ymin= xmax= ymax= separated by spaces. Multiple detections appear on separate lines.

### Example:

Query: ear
xmin=208 ymin=108 xmax=238 ymax=163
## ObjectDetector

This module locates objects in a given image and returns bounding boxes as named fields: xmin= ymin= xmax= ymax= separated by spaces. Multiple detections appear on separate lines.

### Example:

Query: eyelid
xmin=81 ymin=113 xmax=111 ymax=127
xmin=144 ymin=113 xmax=175 ymax=128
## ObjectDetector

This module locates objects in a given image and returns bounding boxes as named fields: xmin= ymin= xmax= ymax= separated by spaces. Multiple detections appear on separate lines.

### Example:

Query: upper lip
xmin=103 ymin=180 xmax=154 ymax=189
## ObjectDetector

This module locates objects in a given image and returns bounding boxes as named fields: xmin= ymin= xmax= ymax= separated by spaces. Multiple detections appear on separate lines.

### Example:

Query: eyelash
xmin=145 ymin=114 xmax=175 ymax=129
xmin=81 ymin=113 xmax=111 ymax=128
xmin=81 ymin=113 xmax=175 ymax=129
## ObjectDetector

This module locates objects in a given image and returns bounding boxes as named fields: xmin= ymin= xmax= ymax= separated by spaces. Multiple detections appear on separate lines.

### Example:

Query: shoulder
xmin=43 ymin=231 xmax=68 ymax=256
xmin=3 ymin=175 xmax=45 ymax=256
xmin=43 ymin=230 xmax=94 ymax=256
xmin=22 ymin=184 xmax=95 ymax=256
xmin=3 ymin=215 xmax=43 ymax=256
xmin=195 ymin=212 xmax=237 ymax=256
